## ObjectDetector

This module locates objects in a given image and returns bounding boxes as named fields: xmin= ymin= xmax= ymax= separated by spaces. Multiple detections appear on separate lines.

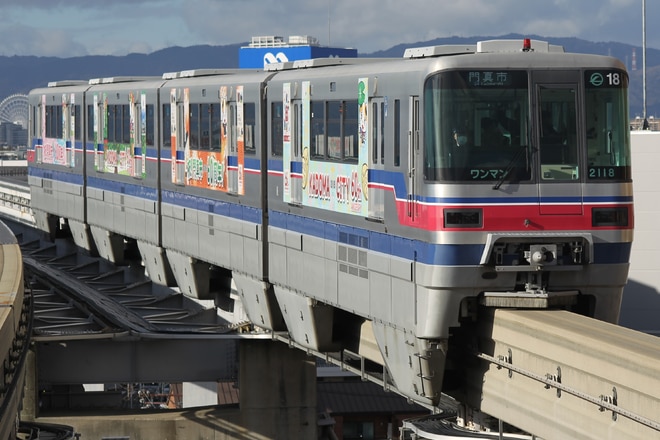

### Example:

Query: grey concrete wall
xmin=620 ymin=131 xmax=660 ymax=335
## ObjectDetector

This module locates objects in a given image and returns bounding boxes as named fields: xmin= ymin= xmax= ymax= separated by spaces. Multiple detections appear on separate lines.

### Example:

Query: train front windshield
xmin=423 ymin=69 xmax=631 ymax=183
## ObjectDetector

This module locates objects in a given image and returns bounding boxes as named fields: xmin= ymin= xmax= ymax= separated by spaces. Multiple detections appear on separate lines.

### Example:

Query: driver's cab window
xmin=538 ymin=86 xmax=578 ymax=180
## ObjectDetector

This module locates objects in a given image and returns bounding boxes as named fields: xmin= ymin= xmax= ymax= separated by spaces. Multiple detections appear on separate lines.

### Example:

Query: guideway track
xmin=459 ymin=309 xmax=660 ymax=439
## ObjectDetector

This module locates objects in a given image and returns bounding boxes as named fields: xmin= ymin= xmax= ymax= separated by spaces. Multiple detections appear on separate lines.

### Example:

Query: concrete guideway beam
xmin=462 ymin=309 xmax=660 ymax=439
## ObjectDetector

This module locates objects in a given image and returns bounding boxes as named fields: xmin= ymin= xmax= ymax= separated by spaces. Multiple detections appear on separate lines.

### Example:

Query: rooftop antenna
xmin=642 ymin=0 xmax=649 ymax=129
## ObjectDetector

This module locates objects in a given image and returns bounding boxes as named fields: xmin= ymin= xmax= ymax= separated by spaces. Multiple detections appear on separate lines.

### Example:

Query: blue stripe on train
xmin=87 ymin=177 xmax=158 ymax=201
xmin=28 ymin=167 xmax=84 ymax=185
xmin=268 ymin=210 xmax=631 ymax=266
xmin=28 ymin=165 xmax=632 ymax=265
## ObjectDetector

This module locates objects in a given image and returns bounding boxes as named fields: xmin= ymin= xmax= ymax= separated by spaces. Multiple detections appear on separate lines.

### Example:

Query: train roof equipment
xmin=46 ymin=80 xmax=89 ymax=88
xmin=88 ymin=76 xmax=161 ymax=85
xmin=163 ymin=69 xmax=241 ymax=79
xmin=265 ymin=56 xmax=393 ymax=72
xmin=403 ymin=38 xmax=565 ymax=59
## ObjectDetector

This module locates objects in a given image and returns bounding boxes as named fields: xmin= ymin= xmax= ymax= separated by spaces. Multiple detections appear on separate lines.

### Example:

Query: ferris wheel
xmin=0 ymin=94 xmax=29 ymax=128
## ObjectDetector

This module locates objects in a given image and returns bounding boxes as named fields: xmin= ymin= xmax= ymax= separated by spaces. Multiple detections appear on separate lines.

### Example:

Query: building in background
xmin=239 ymin=35 xmax=358 ymax=69
xmin=0 ymin=122 xmax=28 ymax=149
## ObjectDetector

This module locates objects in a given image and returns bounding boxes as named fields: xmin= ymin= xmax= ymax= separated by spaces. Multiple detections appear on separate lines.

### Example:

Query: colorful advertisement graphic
xmin=102 ymin=142 xmax=133 ymax=175
xmin=236 ymin=85 xmax=245 ymax=195
xmin=170 ymin=88 xmax=178 ymax=183
xmin=183 ymin=85 xmax=243 ymax=195
xmin=297 ymin=78 xmax=369 ymax=216
xmin=282 ymin=83 xmax=292 ymax=202
xmin=93 ymin=91 xmax=147 ymax=177
xmin=185 ymin=150 xmax=227 ymax=189
xmin=35 ymin=93 xmax=76 ymax=167
xmin=40 ymin=138 xmax=69 ymax=166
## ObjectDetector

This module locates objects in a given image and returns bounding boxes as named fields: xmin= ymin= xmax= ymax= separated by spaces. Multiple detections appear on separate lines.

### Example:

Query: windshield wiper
xmin=492 ymin=146 xmax=527 ymax=190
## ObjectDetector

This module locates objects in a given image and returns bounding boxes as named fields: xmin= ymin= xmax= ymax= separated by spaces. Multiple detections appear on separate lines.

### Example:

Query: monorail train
xmin=27 ymin=39 xmax=633 ymax=407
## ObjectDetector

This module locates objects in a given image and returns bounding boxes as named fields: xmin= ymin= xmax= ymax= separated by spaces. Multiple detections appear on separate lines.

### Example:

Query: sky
xmin=0 ymin=0 xmax=658 ymax=58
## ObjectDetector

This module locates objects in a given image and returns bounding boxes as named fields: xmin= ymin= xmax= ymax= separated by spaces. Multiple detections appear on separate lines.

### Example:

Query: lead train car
xmin=27 ymin=39 xmax=634 ymax=407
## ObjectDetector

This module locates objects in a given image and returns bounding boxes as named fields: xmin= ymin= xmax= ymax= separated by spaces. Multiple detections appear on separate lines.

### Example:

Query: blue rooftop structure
xmin=239 ymin=35 xmax=358 ymax=69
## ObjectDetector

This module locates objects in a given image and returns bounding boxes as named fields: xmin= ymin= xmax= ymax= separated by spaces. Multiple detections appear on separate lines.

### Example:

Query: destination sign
xmin=442 ymin=70 xmax=528 ymax=89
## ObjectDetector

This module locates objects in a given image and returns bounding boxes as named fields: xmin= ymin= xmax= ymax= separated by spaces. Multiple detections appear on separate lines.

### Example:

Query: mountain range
xmin=2 ymin=33 xmax=658 ymax=117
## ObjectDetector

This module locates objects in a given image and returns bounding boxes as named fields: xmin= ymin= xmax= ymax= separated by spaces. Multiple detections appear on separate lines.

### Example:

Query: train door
xmin=94 ymin=93 xmax=106 ymax=172
xmin=130 ymin=91 xmax=145 ymax=179
xmin=62 ymin=93 xmax=74 ymax=168
xmin=532 ymin=71 xmax=582 ymax=215
xmin=289 ymin=96 xmax=303 ymax=204
xmin=226 ymin=86 xmax=245 ymax=195
xmin=170 ymin=88 xmax=185 ymax=185
xmin=368 ymin=97 xmax=386 ymax=219
xmin=281 ymin=82 xmax=302 ymax=205
xmin=227 ymin=101 xmax=238 ymax=193
xmin=407 ymin=96 xmax=420 ymax=220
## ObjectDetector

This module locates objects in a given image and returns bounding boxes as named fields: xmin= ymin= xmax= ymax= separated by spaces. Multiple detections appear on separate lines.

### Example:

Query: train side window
xmin=31 ymin=106 xmax=37 ymax=140
xmin=293 ymin=103 xmax=301 ymax=158
xmin=46 ymin=106 xmax=52 ymax=137
xmin=228 ymin=104 xmax=237 ymax=153
xmin=45 ymin=106 xmax=52 ymax=138
xmin=110 ymin=105 xmax=120 ymax=143
xmin=311 ymin=101 xmax=325 ymax=158
xmin=199 ymin=103 xmax=210 ymax=149
xmin=380 ymin=101 xmax=385 ymax=164
xmin=146 ymin=104 xmax=154 ymax=147
xmin=29 ymin=105 xmax=34 ymax=139
xmin=343 ymin=100 xmax=358 ymax=163
xmin=56 ymin=105 xmax=63 ymax=138
xmin=45 ymin=105 xmax=63 ymax=138
xmin=210 ymin=103 xmax=220 ymax=151
xmin=162 ymin=103 xmax=171 ymax=148
xmin=327 ymin=101 xmax=341 ymax=160
xmin=271 ymin=102 xmax=283 ymax=157
xmin=87 ymin=104 xmax=95 ymax=142
xmin=107 ymin=105 xmax=116 ymax=143
xmin=57 ymin=105 xmax=63 ymax=138
xmin=74 ymin=105 xmax=81 ymax=141
xmin=244 ymin=102 xmax=256 ymax=155
xmin=394 ymin=99 xmax=401 ymax=167
xmin=122 ymin=104 xmax=130 ymax=144
xmin=189 ymin=103 xmax=200 ymax=149
xmin=44 ymin=106 xmax=51 ymax=137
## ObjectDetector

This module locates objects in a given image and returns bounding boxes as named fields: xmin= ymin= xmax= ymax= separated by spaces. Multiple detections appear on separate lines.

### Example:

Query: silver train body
xmin=27 ymin=39 xmax=634 ymax=407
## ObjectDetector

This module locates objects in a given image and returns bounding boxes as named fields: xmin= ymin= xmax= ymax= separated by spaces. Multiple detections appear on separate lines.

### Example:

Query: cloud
xmin=0 ymin=0 xmax=656 ymax=57
xmin=179 ymin=0 xmax=655 ymax=54
xmin=0 ymin=24 xmax=88 ymax=57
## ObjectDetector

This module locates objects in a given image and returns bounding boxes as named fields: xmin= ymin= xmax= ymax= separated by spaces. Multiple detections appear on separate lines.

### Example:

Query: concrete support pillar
xmin=239 ymin=339 xmax=317 ymax=439
xmin=20 ymin=348 xmax=37 ymax=421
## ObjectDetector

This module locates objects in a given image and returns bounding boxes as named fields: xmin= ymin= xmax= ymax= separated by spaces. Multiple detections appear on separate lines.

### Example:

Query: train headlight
xmin=444 ymin=208 xmax=482 ymax=228
xmin=592 ymin=207 xmax=629 ymax=227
